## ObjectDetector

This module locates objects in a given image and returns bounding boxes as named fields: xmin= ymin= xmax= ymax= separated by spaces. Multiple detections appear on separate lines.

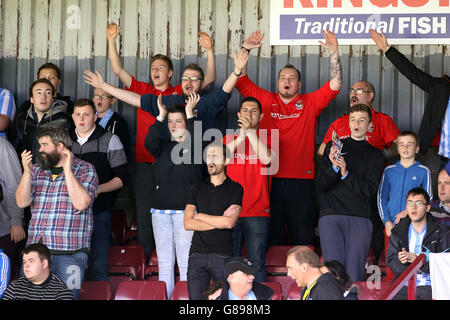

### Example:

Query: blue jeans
xmin=319 ymin=215 xmax=373 ymax=282
xmin=87 ymin=210 xmax=111 ymax=281
xmin=51 ymin=252 xmax=88 ymax=300
xmin=187 ymin=253 xmax=232 ymax=300
xmin=152 ymin=212 xmax=193 ymax=299
xmin=233 ymin=217 xmax=270 ymax=282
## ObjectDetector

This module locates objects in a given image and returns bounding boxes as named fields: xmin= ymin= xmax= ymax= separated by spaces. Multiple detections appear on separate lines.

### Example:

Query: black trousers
xmin=269 ymin=178 xmax=316 ymax=246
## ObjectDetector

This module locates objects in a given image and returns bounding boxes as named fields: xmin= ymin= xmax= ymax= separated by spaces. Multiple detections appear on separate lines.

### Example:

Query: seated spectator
xmin=429 ymin=163 xmax=450 ymax=229
xmin=17 ymin=63 xmax=74 ymax=116
xmin=320 ymin=260 xmax=359 ymax=300
xmin=0 ymin=136 xmax=25 ymax=273
xmin=93 ymin=88 xmax=130 ymax=158
xmin=2 ymin=243 xmax=73 ymax=300
xmin=0 ymin=88 xmax=16 ymax=139
xmin=216 ymin=257 xmax=273 ymax=300
xmin=203 ymin=280 xmax=225 ymax=300
xmin=286 ymin=246 xmax=344 ymax=300
xmin=13 ymin=79 xmax=73 ymax=161
xmin=387 ymin=187 xmax=450 ymax=300
xmin=0 ymin=249 xmax=10 ymax=299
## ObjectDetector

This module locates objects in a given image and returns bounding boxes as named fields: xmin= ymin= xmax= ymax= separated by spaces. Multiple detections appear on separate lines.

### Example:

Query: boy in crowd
xmin=70 ymin=99 xmax=128 ymax=282
xmin=93 ymin=88 xmax=130 ymax=158
xmin=377 ymin=131 xmax=432 ymax=280
xmin=316 ymin=104 xmax=385 ymax=282
xmin=387 ymin=187 xmax=449 ymax=300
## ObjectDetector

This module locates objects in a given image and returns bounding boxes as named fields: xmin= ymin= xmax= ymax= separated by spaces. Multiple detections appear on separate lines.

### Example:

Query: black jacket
xmin=217 ymin=280 xmax=274 ymax=300
xmin=96 ymin=111 xmax=130 ymax=158
xmin=70 ymin=125 xmax=128 ymax=214
xmin=13 ymin=100 xmax=73 ymax=160
xmin=145 ymin=118 xmax=205 ymax=210
xmin=387 ymin=213 xmax=450 ymax=280
xmin=316 ymin=138 xmax=385 ymax=221
xmin=300 ymin=272 xmax=345 ymax=300
xmin=385 ymin=46 xmax=450 ymax=155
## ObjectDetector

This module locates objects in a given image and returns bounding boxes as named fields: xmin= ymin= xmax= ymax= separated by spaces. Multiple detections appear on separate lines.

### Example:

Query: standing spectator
xmin=144 ymin=94 xmax=203 ymax=298
xmin=224 ymin=97 xmax=274 ymax=282
xmin=184 ymin=142 xmax=244 ymax=300
xmin=0 ymin=136 xmax=25 ymax=272
xmin=387 ymin=187 xmax=450 ymax=300
xmin=15 ymin=126 xmax=98 ymax=299
xmin=286 ymin=246 xmax=344 ymax=300
xmin=70 ymin=99 xmax=128 ymax=282
xmin=378 ymin=131 xmax=432 ymax=280
xmin=0 ymin=249 xmax=10 ymax=299
xmin=370 ymin=29 xmax=450 ymax=170
xmin=316 ymin=104 xmax=385 ymax=282
xmin=16 ymin=63 xmax=74 ymax=116
xmin=217 ymin=257 xmax=273 ymax=300
xmin=107 ymin=23 xmax=217 ymax=264
xmin=93 ymin=88 xmax=130 ymax=158
xmin=2 ymin=243 xmax=73 ymax=300
xmin=235 ymin=30 xmax=342 ymax=246
xmin=13 ymin=79 xmax=73 ymax=162
xmin=0 ymin=88 xmax=16 ymax=140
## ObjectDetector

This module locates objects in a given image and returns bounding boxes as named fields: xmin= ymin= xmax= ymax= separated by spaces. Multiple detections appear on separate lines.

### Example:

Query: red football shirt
xmin=224 ymin=131 xmax=271 ymax=218
xmin=236 ymin=75 xmax=339 ymax=179
xmin=322 ymin=106 xmax=400 ymax=150
xmin=126 ymin=76 xmax=182 ymax=163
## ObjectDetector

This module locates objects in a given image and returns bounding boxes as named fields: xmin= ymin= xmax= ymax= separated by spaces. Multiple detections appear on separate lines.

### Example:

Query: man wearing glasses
xmin=318 ymin=80 xmax=400 ymax=159
xmin=387 ymin=187 xmax=449 ymax=300
xmin=93 ymin=88 xmax=130 ymax=158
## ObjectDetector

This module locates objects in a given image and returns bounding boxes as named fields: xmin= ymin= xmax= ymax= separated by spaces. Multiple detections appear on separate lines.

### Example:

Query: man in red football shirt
xmin=235 ymin=30 xmax=343 ymax=246
xmin=224 ymin=97 xmax=274 ymax=282
xmin=106 ymin=23 xmax=217 ymax=262
xmin=317 ymin=80 xmax=399 ymax=158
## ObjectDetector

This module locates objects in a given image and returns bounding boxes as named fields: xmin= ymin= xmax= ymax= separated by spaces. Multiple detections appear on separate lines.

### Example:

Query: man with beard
xmin=317 ymin=80 xmax=400 ymax=158
xmin=15 ymin=126 xmax=98 ymax=299
xmin=183 ymin=142 xmax=244 ymax=300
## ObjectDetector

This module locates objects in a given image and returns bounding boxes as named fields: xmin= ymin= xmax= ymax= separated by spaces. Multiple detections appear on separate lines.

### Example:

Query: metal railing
xmin=380 ymin=253 xmax=427 ymax=300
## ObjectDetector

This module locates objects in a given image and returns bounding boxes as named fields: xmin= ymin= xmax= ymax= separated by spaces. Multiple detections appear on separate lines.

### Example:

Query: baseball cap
xmin=224 ymin=257 xmax=260 ymax=278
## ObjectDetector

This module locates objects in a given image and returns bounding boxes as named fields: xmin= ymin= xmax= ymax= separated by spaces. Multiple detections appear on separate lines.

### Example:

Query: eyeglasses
xmin=181 ymin=76 xmax=202 ymax=82
xmin=406 ymin=200 xmax=426 ymax=207
xmin=348 ymin=88 xmax=372 ymax=95
xmin=93 ymin=95 xmax=113 ymax=100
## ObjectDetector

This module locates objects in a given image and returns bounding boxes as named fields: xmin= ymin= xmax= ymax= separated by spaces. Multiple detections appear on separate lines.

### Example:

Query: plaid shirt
xmin=27 ymin=157 xmax=98 ymax=252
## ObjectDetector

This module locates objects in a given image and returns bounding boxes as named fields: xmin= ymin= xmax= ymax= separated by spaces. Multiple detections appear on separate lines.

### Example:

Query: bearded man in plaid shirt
xmin=15 ymin=126 xmax=98 ymax=299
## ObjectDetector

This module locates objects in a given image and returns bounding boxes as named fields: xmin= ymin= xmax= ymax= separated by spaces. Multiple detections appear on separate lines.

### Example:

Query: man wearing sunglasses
xmin=318 ymin=80 xmax=400 ymax=159
xmin=387 ymin=187 xmax=449 ymax=300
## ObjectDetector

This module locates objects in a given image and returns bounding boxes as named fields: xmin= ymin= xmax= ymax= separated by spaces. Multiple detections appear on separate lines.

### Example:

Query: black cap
xmin=224 ymin=257 xmax=260 ymax=278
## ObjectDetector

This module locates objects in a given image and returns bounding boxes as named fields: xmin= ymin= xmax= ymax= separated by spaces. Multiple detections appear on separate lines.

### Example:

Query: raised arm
xmin=61 ymin=148 xmax=94 ymax=211
xmin=83 ymin=70 xmax=141 ymax=107
xmin=198 ymin=32 xmax=216 ymax=89
xmin=107 ymin=23 xmax=133 ymax=88
xmin=15 ymin=150 xmax=33 ymax=208
xmin=222 ymin=48 xmax=249 ymax=93
xmin=319 ymin=29 xmax=342 ymax=91
xmin=241 ymin=31 xmax=264 ymax=77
